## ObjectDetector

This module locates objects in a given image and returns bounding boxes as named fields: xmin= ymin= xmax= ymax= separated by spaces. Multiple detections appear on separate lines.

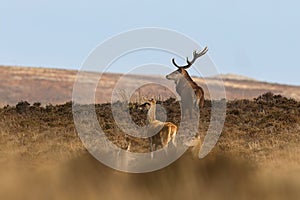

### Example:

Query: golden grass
xmin=0 ymin=93 xmax=300 ymax=200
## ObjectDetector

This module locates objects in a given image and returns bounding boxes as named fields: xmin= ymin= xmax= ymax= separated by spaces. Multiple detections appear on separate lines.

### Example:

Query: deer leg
xmin=149 ymin=137 xmax=152 ymax=151
xmin=161 ymin=137 xmax=169 ymax=156
xmin=149 ymin=137 xmax=154 ymax=159
xmin=172 ymin=135 xmax=177 ymax=147
xmin=151 ymin=143 xmax=157 ymax=159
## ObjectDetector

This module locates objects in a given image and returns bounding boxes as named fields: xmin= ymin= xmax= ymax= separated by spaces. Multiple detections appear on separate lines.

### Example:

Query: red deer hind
xmin=166 ymin=47 xmax=208 ymax=119
xmin=140 ymin=98 xmax=177 ymax=158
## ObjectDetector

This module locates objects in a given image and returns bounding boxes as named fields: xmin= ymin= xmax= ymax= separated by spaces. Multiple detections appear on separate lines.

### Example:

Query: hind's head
xmin=138 ymin=98 xmax=156 ymax=110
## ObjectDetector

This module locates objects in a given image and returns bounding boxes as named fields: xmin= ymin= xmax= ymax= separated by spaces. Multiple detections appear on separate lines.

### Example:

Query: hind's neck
xmin=147 ymin=103 xmax=156 ymax=123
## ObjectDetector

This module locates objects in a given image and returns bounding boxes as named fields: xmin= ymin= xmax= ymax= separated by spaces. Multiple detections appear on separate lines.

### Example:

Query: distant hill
xmin=1 ymin=65 xmax=299 ymax=106
xmin=213 ymin=73 xmax=257 ymax=81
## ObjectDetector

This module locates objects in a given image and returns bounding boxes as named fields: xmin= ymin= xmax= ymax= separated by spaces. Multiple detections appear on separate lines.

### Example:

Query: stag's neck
xmin=183 ymin=73 xmax=197 ymax=85
xmin=147 ymin=104 xmax=156 ymax=123
xmin=176 ymin=77 xmax=191 ymax=92
xmin=176 ymin=76 xmax=198 ymax=94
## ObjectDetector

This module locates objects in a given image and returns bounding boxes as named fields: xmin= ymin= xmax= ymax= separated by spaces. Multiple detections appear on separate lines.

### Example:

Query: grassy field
xmin=0 ymin=93 xmax=300 ymax=200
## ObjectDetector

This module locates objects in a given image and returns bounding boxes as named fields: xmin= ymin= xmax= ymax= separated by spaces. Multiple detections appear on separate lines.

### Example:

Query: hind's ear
xmin=149 ymin=98 xmax=156 ymax=103
xmin=139 ymin=102 xmax=150 ymax=110
xmin=140 ymin=96 xmax=150 ymax=105
xmin=144 ymin=102 xmax=151 ymax=107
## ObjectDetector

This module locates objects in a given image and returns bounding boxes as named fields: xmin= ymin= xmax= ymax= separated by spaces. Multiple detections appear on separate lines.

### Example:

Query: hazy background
xmin=1 ymin=0 xmax=299 ymax=85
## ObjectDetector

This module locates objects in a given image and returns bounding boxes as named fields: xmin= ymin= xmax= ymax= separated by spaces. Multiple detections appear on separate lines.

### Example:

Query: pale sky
xmin=1 ymin=0 xmax=299 ymax=85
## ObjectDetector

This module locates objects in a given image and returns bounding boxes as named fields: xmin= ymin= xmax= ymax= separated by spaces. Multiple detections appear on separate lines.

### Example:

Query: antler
xmin=172 ymin=46 xmax=208 ymax=69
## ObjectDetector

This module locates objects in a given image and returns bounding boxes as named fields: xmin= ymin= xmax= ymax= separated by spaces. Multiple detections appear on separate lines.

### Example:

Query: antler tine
xmin=172 ymin=46 xmax=208 ymax=69
xmin=184 ymin=46 xmax=208 ymax=69
xmin=194 ymin=47 xmax=208 ymax=58
xmin=172 ymin=58 xmax=182 ymax=68
xmin=186 ymin=57 xmax=190 ymax=64
xmin=198 ymin=46 xmax=208 ymax=57
xmin=193 ymin=50 xmax=198 ymax=57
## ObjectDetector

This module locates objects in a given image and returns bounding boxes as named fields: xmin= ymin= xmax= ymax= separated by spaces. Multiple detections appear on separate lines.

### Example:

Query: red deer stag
xmin=166 ymin=47 xmax=208 ymax=119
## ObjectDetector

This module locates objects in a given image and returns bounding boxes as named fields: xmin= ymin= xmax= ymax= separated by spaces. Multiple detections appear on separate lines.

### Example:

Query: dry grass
xmin=0 ymin=93 xmax=300 ymax=200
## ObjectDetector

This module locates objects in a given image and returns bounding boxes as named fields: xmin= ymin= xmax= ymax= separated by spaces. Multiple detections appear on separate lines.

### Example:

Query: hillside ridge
xmin=1 ymin=65 xmax=299 ymax=106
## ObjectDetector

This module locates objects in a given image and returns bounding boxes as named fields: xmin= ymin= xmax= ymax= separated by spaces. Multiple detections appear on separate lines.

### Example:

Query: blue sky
xmin=1 ymin=0 xmax=299 ymax=85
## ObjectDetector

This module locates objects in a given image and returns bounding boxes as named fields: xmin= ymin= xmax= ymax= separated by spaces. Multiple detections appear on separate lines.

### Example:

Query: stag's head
xmin=166 ymin=47 xmax=208 ymax=81
xmin=166 ymin=67 xmax=188 ymax=81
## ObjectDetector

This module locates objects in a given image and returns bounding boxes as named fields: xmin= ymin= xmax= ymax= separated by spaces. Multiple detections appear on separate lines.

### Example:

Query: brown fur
xmin=166 ymin=68 xmax=205 ymax=118
xmin=166 ymin=48 xmax=207 ymax=118
xmin=142 ymin=99 xmax=177 ymax=153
